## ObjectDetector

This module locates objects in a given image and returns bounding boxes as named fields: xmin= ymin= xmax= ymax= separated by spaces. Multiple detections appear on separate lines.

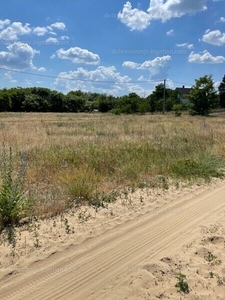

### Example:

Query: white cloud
xmin=54 ymin=66 xmax=132 ymax=95
xmin=148 ymin=0 xmax=207 ymax=21
xmin=219 ymin=17 xmax=225 ymax=22
xmin=166 ymin=29 xmax=174 ymax=36
xmin=0 ymin=42 xmax=39 ymax=70
xmin=33 ymin=26 xmax=49 ymax=36
xmin=118 ymin=1 xmax=151 ymax=31
xmin=33 ymin=22 xmax=66 ymax=37
xmin=50 ymin=22 xmax=66 ymax=30
xmin=214 ymin=81 xmax=220 ymax=89
xmin=122 ymin=61 xmax=140 ymax=69
xmin=188 ymin=50 xmax=225 ymax=63
xmin=166 ymin=78 xmax=174 ymax=89
xmin=123 ymin=56 xmax=171 ymax=78
xmin=118 ymin=0 xmax=208 ymax=31
xmin=0 ymin=20 xmax=67 ymax=41
xmin=0 ymin=19 xmax=10 ymax=30
xmin=176 ymin=43 xmax=193 ymax=49
xmin=37 ymin=67 xmax=46 ymax=72
xmin=25 ymin=79 xmax=32 ymax=85
xmin=126 ymin=84 xmax=153 ymax=97
xmin=60 ymin=35 xmax=69 ymax=40
xmin=51 ymin=47 xmax=100 ymax=65
xmin=45 ymin=37 xmax=59 ymax=44
xmin=201 ymin=29 xmax=225 ymax=46
xmin=0 ymin=22 xmax=31 ymax=40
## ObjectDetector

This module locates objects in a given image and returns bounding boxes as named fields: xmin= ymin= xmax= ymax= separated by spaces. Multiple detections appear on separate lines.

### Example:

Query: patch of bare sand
xmin=101 ymin=201 xmax=225 ymax=300
xmin=0 ymin=178 xmax=225 ymax=299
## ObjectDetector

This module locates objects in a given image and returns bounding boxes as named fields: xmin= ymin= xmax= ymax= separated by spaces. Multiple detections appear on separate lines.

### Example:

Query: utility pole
xmin=162 ymin=79 xmax=166 ymax=114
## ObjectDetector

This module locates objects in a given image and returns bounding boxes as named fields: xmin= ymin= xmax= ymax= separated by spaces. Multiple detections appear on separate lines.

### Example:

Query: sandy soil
xmin=0 ymin=178 xmax=225 ymax=299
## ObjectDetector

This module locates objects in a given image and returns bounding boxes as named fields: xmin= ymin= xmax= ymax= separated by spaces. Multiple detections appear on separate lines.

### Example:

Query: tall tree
xmin=187 ymin=75 xmax=219 ymax=116
xmin=218 ymin=75 xmax=225 ymax=108
xmin=65 ymin=91 xmax=86 ymax=112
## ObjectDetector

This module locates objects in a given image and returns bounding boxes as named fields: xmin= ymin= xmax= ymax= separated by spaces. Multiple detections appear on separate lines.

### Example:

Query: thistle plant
xmin=0 ymin=143 xmax=31 ymax=231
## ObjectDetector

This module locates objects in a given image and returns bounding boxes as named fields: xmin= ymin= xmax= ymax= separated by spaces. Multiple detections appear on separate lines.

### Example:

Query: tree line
xmin=0 ymin=74 xmax=224 ymax=116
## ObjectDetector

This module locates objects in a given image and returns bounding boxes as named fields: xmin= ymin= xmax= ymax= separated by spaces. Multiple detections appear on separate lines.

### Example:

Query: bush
xmin=0 ymin=144 xmax=32 ymax=231
xmin=173 ymin=104 xmax=183 ymax=117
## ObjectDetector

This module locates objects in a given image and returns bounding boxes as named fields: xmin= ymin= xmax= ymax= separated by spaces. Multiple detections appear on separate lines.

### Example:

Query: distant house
xmin=176 ymin=85 xmax=192 ymax=104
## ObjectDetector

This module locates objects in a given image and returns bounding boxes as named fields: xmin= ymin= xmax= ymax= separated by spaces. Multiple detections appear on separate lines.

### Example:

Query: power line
xmin=0 ymin=67 xmax=164 ymax=84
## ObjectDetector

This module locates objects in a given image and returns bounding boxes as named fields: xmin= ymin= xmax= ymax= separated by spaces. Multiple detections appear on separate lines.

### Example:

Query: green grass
xmin=0 ymin=112 xmax=224 ymax=220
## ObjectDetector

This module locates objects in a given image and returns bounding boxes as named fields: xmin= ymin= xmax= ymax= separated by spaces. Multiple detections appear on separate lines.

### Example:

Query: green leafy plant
xmin=205 ymin=251 xmax=221 ymax=265
xmin=173 ymin=104 xmax=182 ymax=117
xmin=175 ymin=273 xmax=190 ymax=294
xmin=209 ymin=271 xmax=215 ymax=278
xmin=63 ymin=217 xmax=74 ymax=234
xmin=78 ymin=209 xmax=91 ymax=223
xmin=0 ymin=144 xmax=32 ymax=231
xmin=215 ymin=274 xmax=224 ymax=286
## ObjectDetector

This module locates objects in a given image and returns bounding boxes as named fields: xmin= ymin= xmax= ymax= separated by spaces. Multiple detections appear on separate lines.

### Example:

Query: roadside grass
xmin=0 ymin=112 xmax=225 ymax=225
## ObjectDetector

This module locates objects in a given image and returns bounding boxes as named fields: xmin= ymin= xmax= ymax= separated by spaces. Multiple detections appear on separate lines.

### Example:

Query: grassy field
xmin=0 ymin=112 xmax=225 ymax=223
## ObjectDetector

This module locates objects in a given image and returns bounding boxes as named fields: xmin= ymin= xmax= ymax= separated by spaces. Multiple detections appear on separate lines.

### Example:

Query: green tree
xmin=0 ymin=89 xmax=11 ymax=111
xmin=218 ymin=75 xmax=225 ymax=108
xmin=50 ymin=90 xmax=65 ymax=112
xmin=8 ymin=87 xmax=26 ymax=112
xmin=97 ymin=94 xmax=114 ymax=112
xmin=187 ymin=75 xmax=219 ymax=116
xmin=114 ymin=93 xmax=142 ymax=114
xmin=146 ymin=84 xmax=177 ymax=112
xmin=22 ymin=94 xmax=41 ymax=112
xmin=65 ymin=91 xmax=86 ymax=112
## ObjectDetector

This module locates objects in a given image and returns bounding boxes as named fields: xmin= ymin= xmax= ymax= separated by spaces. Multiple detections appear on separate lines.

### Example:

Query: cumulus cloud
xmin=122 ymin=61 xmax=140 ymax=69
xmin=0 ymin=42 xmax=39 ymax=70
xmin=122 ymin=56 xmax=171 ymax=78
xmin=201 ymin=29 xmax=225 ymax=46
xmin=118 ymin=0 xmax=208 ymax=31
xmin=54 ymin=66 xmax=132 ymax=95
xmin=0 ymin=22 xmax=31 ymax=40
xmin=118 ymin=2 xmax=151 ymax=31
xmin=0 ymin=19 xmax=10 ymax=30
xmin=45 ymin=37 xmax=59 ymax=44
xmin=0 ymin=20 xmax=67 ymax=40
xmin=33 ymin=26 xmax=49 ymax=36
xmin=188 ymin=50 xmax=225 ymax=63
xmin=37 ymin=67 xmax=46 ymax=72
xmin=51 ymin=47 xmax=100 ymax=65
xmin=50 ymin=22 xmax=66 ymax=30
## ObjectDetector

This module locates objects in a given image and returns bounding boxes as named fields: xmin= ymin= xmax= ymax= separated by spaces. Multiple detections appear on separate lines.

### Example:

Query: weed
xmin=78 ymin=209 xmax=91 ymax=223
xmin=0 ymin=144 xmax=33 ymax=246
xmin=173 ymin=104 xmax=183 ymax=117
xmin=63 ymin=217 xmax=74 ymax=234
xmin=205 ymin=251 xmax=221 ymax=265
xmin=1 ymin=113 xmax=225 ymax=218
xmin=175 ymin=273 xmax=190 ymax=294
xmin=205 ymin=251 xmax=217 ymax=262
xmin=215 ymin=274 xmax=224 ymax=286
xmin=209 ymin=271 xmax=215 ymax=278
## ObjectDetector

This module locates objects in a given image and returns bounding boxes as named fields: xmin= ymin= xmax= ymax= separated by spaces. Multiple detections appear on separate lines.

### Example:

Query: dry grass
xmin=0 ymin=112 xmax=225 ymax=217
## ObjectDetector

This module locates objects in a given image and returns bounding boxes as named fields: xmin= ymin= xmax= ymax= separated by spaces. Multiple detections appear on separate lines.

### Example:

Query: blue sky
xmin=0 ymin=0 xmax=224 ymax=96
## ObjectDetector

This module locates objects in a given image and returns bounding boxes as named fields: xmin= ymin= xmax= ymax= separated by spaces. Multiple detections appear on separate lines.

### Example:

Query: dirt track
xmin=0 ymin=182 xmax=225 ymax=300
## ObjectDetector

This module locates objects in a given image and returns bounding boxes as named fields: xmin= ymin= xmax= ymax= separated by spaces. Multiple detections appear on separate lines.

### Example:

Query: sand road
xmin=0 ymin=182 xmax=225 ymax=299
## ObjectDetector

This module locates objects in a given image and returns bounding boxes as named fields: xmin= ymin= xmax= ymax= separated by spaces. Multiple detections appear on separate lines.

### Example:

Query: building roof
xmin=176 ymin=86 xmax=192 ymax=97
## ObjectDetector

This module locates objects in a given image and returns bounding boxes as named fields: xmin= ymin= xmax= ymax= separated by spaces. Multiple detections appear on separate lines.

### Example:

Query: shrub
xmin=175 ymin=273 xmax=190 ymax=294
xmin=0 ymin=144 xmax=32 ymax=231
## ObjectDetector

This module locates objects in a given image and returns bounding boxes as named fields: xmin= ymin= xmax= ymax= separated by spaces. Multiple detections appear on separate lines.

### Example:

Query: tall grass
xmin=0 ymin=112 xmax=224 ymax=218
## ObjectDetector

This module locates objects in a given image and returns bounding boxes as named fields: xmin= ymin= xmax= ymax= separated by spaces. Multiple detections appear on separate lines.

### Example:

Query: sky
xmin=0 ymin=0 xmax=224 ymax=97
